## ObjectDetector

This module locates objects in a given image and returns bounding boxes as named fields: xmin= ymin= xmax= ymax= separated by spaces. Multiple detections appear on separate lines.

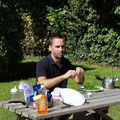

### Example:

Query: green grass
xmin=22 ymin=56 xmax=40 ymax=63
xmin=0 ymin=62 xmax=120 ymax=120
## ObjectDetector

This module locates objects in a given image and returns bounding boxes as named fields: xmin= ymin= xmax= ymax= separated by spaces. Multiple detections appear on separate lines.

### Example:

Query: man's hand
xmin=63 ymin=70 xmax=76 ymax=79
xmin=75 ymin=67 xmax=84 ymax=76
xmin=63 ymin=67 xmax=84 ymax=84
xmin=74 ymin=67 xmax=84 ymax=84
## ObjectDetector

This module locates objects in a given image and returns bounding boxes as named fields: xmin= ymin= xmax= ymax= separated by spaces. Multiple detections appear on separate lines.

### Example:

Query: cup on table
xmin=18 ymin=89 xmax=25 ymax=101
xmin=52 ymin=98 xmax=62 ymax=110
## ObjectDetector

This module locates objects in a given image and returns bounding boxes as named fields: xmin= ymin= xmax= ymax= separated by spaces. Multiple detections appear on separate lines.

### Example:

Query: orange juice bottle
xmin=37 ymin=94 xmax=48 ymax=114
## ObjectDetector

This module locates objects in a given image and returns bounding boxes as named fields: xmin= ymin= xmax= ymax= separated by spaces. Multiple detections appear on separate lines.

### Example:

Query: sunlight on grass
xmin=22 ymin=56 xmax=40 ymax=63
xmin=0 ymin=62 xmax=120 ymax=120
xmin=0 ymin=108 xmax=17 ymax=120
xmin=108 ymin=105 xmax=120 ymax=120
xmin=0 ymin=78 xmax=36 ymax=101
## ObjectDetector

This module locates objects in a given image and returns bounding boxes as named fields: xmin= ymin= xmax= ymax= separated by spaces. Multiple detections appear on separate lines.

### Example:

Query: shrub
xmin=0 ymin=1 xmax=24 ymax=81
xmin=46 ymin=0 xmax=120 ymax=67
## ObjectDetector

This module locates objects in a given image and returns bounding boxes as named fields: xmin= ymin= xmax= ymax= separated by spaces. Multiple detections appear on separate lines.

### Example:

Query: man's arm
xmin=37 ymin=70 xmax=78 ymax=89
xmin=37 ymin=75 xmax=65 ymax=89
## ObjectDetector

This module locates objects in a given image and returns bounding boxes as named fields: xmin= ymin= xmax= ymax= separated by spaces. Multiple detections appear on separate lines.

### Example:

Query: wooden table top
xmin=1 ymin=88 xmax=120 ymax=120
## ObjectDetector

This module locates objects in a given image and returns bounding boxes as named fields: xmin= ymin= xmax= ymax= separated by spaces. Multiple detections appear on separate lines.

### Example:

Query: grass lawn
xmin=0 ymin=61 xmax=120 ymax=120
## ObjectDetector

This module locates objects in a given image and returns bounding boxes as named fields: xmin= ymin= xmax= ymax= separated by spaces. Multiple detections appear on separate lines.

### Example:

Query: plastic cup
xmin=53 ymin=98 xmax=62 ymax=110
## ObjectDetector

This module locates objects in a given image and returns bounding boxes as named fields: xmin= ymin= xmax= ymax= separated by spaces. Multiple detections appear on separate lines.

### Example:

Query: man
xmin=36 ymin=34 xmax=110 ymax=120
xmin=36 ymin=34 xmax=109 ymax=120
xmin=36 ymin=34 xmax=84 ymax=92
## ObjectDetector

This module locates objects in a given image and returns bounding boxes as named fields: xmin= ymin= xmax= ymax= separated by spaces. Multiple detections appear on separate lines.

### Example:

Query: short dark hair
xmin=49 ymin=34 xmax=65 ymax=45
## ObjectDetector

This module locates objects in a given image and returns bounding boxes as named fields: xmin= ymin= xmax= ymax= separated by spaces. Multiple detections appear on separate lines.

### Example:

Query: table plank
xmin=19 ymin=104 xmax=68 ymax=118
xmin=3 ymin=103 xmax=22 ymax=109
xmin=16 ymin=108 xmax=31 ymax=115
xmin=84 ymin=88 xmax=120 ymax=100
xmin=9 ymin=104 xmax=26 ymax=112
xmin=0 ymin=100 xmax=11 ymax=107
xmin=0 ymin=101 xmax=5 ymax=107
xmin=22 ymin=109 xmax=36 ymax=118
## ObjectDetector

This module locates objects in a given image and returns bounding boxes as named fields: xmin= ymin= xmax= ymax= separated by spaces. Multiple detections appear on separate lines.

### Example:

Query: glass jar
xmin=10 ymin=86 xmax=18 ymax=100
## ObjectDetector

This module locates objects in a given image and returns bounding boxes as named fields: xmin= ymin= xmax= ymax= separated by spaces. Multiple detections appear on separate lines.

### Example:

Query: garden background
xmin=0 ymin=0 xmax=120 ymax=119
xmin=0 ymin=0 xmax=120 ymax=81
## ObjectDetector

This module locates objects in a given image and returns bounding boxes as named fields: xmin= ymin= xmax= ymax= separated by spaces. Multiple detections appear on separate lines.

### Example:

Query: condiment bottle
xmin=37 ymin=84 xmax=48 ymax=114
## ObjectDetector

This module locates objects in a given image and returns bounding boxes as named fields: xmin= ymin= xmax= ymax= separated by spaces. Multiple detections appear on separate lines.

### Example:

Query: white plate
xmin=60 ymin=88 xmax=85 ymax=106
xmin=52 ymin=88 xmax=85 ymax=106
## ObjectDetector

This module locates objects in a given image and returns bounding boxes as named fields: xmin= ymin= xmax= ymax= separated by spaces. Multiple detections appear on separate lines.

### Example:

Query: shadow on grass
xmin=16 ymin=63 xmax=94 ymax=80
xmin=1 ymin=62 xmax=95 ymax=82
xmin=0 ymin=62 xmax=37 ymax=82
xmin=16 ymin=62 xmax=37 ymax=80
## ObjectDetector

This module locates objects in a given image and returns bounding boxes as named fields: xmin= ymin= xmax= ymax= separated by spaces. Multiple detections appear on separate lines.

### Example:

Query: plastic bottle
xmin=37 ymin=83 xmax=48 ymax=114
xmin=37 ymin=94 xmax=48 ymax=114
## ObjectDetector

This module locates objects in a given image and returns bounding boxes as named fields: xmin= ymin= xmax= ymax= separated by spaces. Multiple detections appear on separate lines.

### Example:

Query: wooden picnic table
xmin=1 ymin=88 xmax=120 ymax=120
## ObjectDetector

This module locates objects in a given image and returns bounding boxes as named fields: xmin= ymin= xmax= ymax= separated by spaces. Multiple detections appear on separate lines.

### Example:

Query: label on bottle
xmin=41 ymin=101 xmax=46 ymax=107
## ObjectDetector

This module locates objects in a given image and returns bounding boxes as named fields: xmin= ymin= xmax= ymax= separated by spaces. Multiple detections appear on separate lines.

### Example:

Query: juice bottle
xmin=37 ymin=94 xmax=48 ymax=114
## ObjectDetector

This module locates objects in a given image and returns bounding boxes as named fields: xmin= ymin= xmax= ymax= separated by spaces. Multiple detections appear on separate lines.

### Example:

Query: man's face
xmin=49 ymin=38 xmax=65 ymax=59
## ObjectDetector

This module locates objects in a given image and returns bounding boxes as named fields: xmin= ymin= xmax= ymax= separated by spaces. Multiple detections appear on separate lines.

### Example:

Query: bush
xmin=46 ymin=0 xmax=120 ymax=67
xmin=0 ymin=1 xmax=24 ymax=81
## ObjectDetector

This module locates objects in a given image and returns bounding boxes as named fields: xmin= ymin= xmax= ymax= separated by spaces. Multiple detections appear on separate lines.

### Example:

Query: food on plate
xmin=80 ymin=83 xmax=103 ymax=92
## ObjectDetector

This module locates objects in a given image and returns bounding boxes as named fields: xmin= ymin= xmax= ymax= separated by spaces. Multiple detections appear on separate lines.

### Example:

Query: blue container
xmin=33 ymin=84 xmax=41 ymax=95
xmin=47 ymin=93 xmax=52 ymax=102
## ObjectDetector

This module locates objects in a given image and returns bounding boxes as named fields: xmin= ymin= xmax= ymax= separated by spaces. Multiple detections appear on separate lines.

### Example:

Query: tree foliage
xmin=0 ymin=0 xmax=120 ymax=81
xmin=0 ymin=0 xmax=24 ymax=80
xmin=46 ymin=0 xmax=120 ymax=66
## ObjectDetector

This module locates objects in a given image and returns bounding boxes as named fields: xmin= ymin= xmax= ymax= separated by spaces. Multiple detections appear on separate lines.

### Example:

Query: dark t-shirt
xmin=36 ymin=55 xmax=75 ymax=92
